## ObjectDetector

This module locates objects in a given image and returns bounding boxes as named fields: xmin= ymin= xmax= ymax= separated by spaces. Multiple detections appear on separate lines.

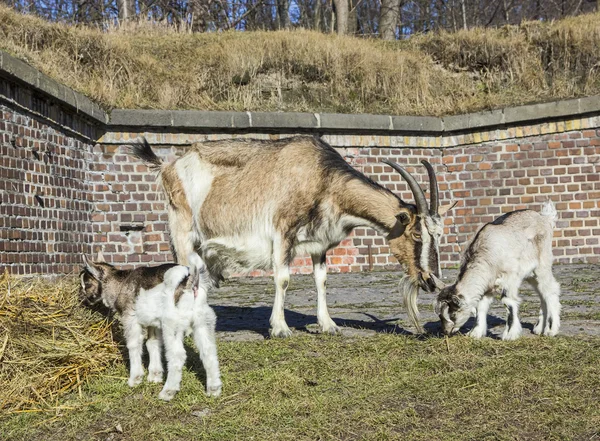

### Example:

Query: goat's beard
xmin=399 ymin=275 xmax=422 ymax=333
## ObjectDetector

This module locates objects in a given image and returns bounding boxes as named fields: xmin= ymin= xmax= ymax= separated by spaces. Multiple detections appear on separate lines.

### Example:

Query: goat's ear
xmin=451 ymin=293 xmax=465 ymax=307
xmin=438 ymin=201 xmax=458 ymax=216
xmin=96 ymin=249 xmax=105 ymax=263
xmin=82 ymin=254 xmax=103 ymax=281
xmin=387 ymin=211 xmax=411 ymax=240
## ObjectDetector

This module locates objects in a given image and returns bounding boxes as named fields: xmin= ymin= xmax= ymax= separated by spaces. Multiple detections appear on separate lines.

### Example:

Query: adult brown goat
xmin=131 ymin=136 xmax=452 ymax=336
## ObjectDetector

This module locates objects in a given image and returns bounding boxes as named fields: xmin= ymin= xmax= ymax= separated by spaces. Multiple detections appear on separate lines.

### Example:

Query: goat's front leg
xmin=146 ymin=326 xmax=164 ymax=383
xmin=501 ymin=287 xmax=523 ymax=341
xmin=468 ymin=294 xmax=493 ymax=339
xmin=269 ymin=237 xmax=293 ymax=338
xmin=312 ymin=253 xmax=340 ymax=335
xmin=159 ymin=327 xmax=187 ymax=401
xmin=123 ymin=315 xmax=145 ymax=387
xmin=192 ymin=301 xmax=222 ymax=397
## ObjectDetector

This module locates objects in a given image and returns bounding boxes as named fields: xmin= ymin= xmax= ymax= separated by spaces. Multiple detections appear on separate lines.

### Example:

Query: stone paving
xmin=211 ymin=263 xmax=600 ymax=341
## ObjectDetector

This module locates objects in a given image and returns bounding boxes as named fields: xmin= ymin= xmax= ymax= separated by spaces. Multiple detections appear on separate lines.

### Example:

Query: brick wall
xmin=95 ymin=117 xmax=600 ymax=274
xmin=0 ymin=103 xmax=95 ymax=275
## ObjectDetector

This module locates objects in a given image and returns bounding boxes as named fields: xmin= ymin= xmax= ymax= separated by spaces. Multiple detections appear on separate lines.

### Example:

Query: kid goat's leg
xmin=531 ymin=268 xmax=561 ymax=337
xmin=192 ymin=300 xmax=222 ymax=397
xmin=123 ymin=315 xmax=145 ymax=387
xmin=468 ymin=294 xmax=493 ymax=339
xmin=146 ymin=326 xmax=164 ymax=383
xmin=159 ymin=327 xmax=187 ymax=401
xmin=312 ymin=253 xmax=340 ymax=335
xmin=501 ymin=284 xmax=523 ymax=341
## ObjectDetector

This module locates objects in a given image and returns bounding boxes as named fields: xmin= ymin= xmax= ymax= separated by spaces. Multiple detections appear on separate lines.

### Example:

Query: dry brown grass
xmin=0 ymin=272 xmax=121 ymax=413
xmin=0 ymin=5 xmax=599 ymax=115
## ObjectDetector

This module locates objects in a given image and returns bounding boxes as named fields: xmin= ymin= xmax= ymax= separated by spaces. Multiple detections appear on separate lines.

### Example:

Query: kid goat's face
xmin=436 ymin=286 xmax=471 ymax=335
xmin=79 ymin=270 xmax=102 ymax=306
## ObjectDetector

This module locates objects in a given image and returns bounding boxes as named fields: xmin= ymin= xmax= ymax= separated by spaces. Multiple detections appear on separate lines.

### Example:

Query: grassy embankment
xmin=0 ymin=5 xmax=599 ymax=116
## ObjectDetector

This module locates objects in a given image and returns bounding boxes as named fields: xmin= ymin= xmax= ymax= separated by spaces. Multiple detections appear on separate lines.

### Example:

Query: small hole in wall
xmin=34 ymin=194 xmax=45 ymax=208
xmin=119 ymin=225 xmax=145 ymax=232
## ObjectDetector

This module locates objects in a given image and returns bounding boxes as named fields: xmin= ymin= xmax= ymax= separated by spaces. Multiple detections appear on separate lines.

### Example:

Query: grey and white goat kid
xmin=80 ymin=252 xmax=222 ymax=401
xmin=435 ymin=201 xmax=561 ymax=340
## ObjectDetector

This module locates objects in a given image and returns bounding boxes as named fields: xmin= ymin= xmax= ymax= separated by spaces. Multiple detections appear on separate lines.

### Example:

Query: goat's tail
xmin=129 ymin=137 xmax=164 ymax=170
xmin=541 ymin=200 xmax=558 ymax=229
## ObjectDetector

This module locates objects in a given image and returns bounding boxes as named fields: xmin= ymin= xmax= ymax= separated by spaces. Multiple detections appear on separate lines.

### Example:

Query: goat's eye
xmin=412 ymin=233 xmax=422 ymax=241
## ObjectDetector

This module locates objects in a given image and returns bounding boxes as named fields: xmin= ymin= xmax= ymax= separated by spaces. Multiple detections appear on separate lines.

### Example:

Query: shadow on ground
xmin=213 ymin=305 xmax=413 ymax=338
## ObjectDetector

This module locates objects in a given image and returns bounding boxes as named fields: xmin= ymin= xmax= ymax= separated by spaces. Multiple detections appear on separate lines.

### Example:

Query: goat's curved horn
xmin=421 ymin=160 xmax=439 ymax=216
xmin=383 ymin=160 xmax=428 ymax=215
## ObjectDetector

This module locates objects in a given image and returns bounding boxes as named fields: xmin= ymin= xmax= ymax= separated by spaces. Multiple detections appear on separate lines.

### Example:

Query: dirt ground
xmin=212 ymin=263 xmax=600 ymax=341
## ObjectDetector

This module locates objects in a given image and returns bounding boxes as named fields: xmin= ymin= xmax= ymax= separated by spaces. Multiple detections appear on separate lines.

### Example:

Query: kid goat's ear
xmin=82 ymin=254 xmax=103 ymax=280
xmin=96 ymin=250 xmax=105 ymax=263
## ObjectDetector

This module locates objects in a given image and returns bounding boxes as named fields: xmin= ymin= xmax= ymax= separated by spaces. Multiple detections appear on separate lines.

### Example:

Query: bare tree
xmin=379 ymin=0 xmax=400 ymax=39
xmin=332 ymin=0 xmax=349 ymax=34
xmin=277 ymin=0 xmax=290 ymax=29
xmin=117 ymin=0 xmax=135 ymax=21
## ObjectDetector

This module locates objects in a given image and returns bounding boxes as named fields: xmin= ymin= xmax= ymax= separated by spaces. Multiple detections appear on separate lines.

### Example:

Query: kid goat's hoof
xmin=158 ymin=388 xmax=178 ymax=401
xmin=207 ymin=384 xmax=222 ymax=397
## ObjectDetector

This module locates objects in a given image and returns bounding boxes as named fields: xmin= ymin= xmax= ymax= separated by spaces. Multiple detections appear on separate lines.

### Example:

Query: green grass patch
xmin=2 ymin=335 xmax=599 ymax=441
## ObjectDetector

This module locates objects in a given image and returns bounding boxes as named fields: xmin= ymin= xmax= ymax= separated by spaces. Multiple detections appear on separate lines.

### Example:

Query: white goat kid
xmin=435 ymin=201 xmax=561 ymax=340
xmin=80 ymin=252 xmax=221 ymax=401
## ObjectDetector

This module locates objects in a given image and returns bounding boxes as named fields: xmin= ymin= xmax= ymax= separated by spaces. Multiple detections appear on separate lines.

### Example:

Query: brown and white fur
xmin=80 ymin=252 xmax=221 ymax=401
xmin=435 ymin=201 xmax=561 ymax=340
xmin=131 ymin=136 xmax=453 ymax=336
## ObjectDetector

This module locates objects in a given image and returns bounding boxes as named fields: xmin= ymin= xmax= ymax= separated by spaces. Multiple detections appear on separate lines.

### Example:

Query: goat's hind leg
xmin=168 ymin=205 xmax=195 ymax=265
xmin=159 ymin=327 xmax=187 ymax=401
xmin=192 ymin=302 xmax=222 ymax=397
xmin=500 ymin=284 xmax=523 ymax=341
xmin=530 ymin=269 xmax=561 ymax=337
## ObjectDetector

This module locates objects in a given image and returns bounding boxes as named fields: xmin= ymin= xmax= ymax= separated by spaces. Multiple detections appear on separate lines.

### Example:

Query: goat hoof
xmin=207 ymin=384 xmax=222 ymax=397
xmin=147 ymin=371 xmax=164 ymax=383
xmin=467 ymin=327 xmax=486 ymax=339
xmin=532 ymin=323 xmax=543 ymax=335
xmin=158 ymin=388 xmax=178 ymax=401
xmin=501 ymin=329 xmax=522 ymax=341
xmin=128 ymin=374 xmax=144 ymax=388
xmin=322 ymin=325 xmax=342 ymax=335
xmin=270 ymin=327 xmax=293 ymax=338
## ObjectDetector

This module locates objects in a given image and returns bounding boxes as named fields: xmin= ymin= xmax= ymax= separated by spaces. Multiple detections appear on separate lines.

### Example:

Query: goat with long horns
xmin=131 ymin=136 xmax=454 ymax=335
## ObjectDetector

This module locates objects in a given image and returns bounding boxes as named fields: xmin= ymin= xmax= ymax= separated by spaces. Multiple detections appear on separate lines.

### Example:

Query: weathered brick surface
xmin=0 ymin=104 xmax=95 ymax=275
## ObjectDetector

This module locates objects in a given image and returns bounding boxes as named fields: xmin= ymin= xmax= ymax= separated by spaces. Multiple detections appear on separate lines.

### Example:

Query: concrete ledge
xmin=320 ymin=113 xmax=392 ymax=131
xmin=391 ymin=115 xmax=442 ymax=132
xmin=504 ymin=99 xmax=581 ymax=124
xmin=443 ymin=109 xmax=505 ymax=132
xmin=0 ymin=51 xmax=109 ymax=123
xmin=250 ymin=112 xmax=317 ymax=129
